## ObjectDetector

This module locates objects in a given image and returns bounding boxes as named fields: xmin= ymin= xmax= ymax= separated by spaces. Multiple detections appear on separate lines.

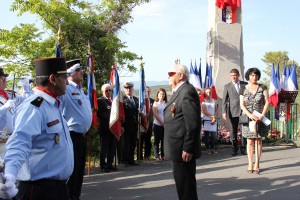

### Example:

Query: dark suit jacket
xmin=164 ymin=82 xmax=201 ymax=161
xmin=122 ymin=95 xmax=139 ymax=126
xmin=148 ymin=98 xmax=155 ymax=124
xmin=97 ymin=96 xmax=111 ymax=133
xmin=222 ymin=80 xmax=247 ymax=118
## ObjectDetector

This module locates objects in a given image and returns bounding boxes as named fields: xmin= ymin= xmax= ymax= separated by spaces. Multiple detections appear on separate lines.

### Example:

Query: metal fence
xmin=268 ymin=103 xmax=298 ymax=145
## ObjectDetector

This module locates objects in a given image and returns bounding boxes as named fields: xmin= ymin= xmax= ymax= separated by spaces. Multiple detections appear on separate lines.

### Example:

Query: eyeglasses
xmin=168 ymin=72 xmax=177 ymax=77
xmin=105 ymin=89 xmax=112 ymax=92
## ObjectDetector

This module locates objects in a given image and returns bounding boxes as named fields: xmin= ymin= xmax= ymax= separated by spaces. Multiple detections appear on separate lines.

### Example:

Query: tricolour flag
xmin=200 ymin=62 xmax=217 ymax=101
xmin=287 ymin=64 xmax=298 ymax=91
xmin=208 ymin=63 xmax=218 ymax=100
xmin=198 ymin=59 xmax=203 ymax=91
xmin=189 ymin=60 xmax=201 ymax=90
xmin=280 ymin=63 xmax=288 ymax=91
xmin=55 ymin=42 xmax=63 ymax=57
xmin=203 ymin=62 xmax=210 ymax=88
xmin=109 ymin=66 xmax=125 ymax=140
xmin=269 ymin=63 xmax=279 ymax=107
xmin=139 ymin=64 xmax=150 ymax=131
xmin=87 ymin=54 xmax=98 ymax=129
xmin=275 ymin=63 xmax=281 ymax=91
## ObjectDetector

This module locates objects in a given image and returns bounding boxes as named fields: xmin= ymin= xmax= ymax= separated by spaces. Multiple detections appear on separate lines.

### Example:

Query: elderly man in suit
xmin=97 ymin=84 xmax=116 ymax=172
xmin=222 ymin=68 xmax=247 ymax=156
xmin=164 ymin=64 xmax=201 ymax=200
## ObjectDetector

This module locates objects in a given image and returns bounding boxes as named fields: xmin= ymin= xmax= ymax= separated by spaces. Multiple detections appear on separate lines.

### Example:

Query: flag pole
xmin=87 ymin=41 xmax=91 ymax=176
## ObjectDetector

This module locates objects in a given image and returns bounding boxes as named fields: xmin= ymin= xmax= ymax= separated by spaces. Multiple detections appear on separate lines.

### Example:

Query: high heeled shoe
xmin=253 ymin=169 xmax=260 ymax=175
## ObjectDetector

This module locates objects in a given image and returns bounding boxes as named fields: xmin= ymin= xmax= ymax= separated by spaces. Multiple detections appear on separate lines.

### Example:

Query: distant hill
xmin=121 ymin=80 xmax=168 ymax=87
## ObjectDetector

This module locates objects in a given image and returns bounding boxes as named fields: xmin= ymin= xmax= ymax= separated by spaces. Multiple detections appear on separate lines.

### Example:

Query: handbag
xmin=239 ymin=114 xmax=249 ymax=124
xmin=249 ymin=121 xmax=257 ymax=134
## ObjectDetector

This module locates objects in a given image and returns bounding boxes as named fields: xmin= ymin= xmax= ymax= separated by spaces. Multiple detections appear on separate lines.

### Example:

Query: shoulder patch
xmin=31 ymin=96 xmax=44 ymax=107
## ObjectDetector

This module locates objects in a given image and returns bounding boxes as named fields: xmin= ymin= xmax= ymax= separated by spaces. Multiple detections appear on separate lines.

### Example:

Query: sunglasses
xmin=105 ymin=89 xmax=112 ymax=92
xmin=168 ymin=72 xmax=177 ymax=77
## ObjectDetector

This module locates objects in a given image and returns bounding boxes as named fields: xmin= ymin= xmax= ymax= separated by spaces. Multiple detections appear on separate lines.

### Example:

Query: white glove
xmin=0 ymin=173 xmax=18 ymax=199
xmin=20 ymin=76 xmax=30 ymax=87
xmin=3 ymin=100 xmax=16 ymax=114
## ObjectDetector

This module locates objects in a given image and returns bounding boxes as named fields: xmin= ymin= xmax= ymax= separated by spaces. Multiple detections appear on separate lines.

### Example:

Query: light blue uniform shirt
xmin=59 ymin=81 xmax=92 ymax=134
xmin=4 ymin=90 xmax=74 ymax=181
xmin=0 ymin=88 xmax=33 ymax=135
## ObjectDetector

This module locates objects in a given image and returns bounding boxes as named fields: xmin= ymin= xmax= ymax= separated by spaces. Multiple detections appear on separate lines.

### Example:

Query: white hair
xmin=101 ymin=83 xmax=111 ymax=92
xmin=174 ymin=64 xmax=189 ymax=80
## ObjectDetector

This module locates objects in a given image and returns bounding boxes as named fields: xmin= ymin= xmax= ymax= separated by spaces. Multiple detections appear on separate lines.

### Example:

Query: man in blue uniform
xmin=60 ymin=59 xmax=92 ymax=200
xmin=0 ymin=68 xmax=32 ymax=156
xmin=0 ymin=57 xmax=74 ymax=200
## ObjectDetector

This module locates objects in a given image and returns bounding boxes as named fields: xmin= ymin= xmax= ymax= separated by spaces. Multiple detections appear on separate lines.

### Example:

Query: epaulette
xmin=31 ymin=96 xmax=44 ymax=107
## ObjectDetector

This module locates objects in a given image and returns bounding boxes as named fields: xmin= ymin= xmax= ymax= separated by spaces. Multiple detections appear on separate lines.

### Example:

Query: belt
xmin=21 ymin=179 xmax=68 ymax=186
xmin=70 ymin=131 xmax=85 ymax=136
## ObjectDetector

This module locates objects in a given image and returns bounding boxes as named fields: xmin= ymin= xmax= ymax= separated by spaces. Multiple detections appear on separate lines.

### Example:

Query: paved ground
xmin=81 ymin=145 xmax=300 ymax=200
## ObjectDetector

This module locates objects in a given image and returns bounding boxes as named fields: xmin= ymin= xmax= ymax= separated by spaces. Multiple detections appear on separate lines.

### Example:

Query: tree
xmin=0 ymin=0 xmax=150 ymax=87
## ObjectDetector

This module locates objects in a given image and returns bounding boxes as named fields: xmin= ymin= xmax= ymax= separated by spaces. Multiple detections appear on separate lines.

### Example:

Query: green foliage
xmin=1 ymin=0 xmax=150 ymax=88
xmin=1 ymin=0 xmax=152 ymax=163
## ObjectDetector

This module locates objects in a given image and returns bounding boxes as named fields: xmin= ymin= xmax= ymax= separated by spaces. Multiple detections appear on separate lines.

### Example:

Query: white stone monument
xmin=206 ymin=0 xmax=244 ymax=98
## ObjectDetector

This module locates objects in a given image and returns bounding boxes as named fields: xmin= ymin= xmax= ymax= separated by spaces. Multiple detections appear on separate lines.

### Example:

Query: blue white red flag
xmin=280 ymin=63 xmax=288 ymax=91
xmin=139 ymin=64 xmax=150 ymax=131
xmin=109 ymin=66 xmax=125 ymax=140
xmin=203 ymin=62 xmax=210 ymax=88
xmin=189 ymin=60 xmax=201 ymax=90
xmin=275 ymin=63 xmax=281 ymax=91
xmin=200 ymin=62 xmax=217 ymax=101
xmin=208 ymin=63 xmax=218 ymax=100
xmin=55 ymin=42 xmax=63 ymax=57
xmin=198 ymin=60 xmax=203 ymax=90
xmin=87 ymin=54 xmax=98 ymax=129
xmin=269 ymin=63 xmax=279 ymax=107
xmin=287 ymin=64 xmax=298 ymax=91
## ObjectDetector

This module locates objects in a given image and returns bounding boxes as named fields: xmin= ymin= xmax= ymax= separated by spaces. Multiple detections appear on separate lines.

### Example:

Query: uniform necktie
xmin=108 ymin=98 xmax=112 ymax=105
xmin=130 ymin=96 xmax=135 ymax=106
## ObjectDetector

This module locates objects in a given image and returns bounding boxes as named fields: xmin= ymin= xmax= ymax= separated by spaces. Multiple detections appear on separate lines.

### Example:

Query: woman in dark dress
xmin=240 ymin=68 xmax=269 ymax=174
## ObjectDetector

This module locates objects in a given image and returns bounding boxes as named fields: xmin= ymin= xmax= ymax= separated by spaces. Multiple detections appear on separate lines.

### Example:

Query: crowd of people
xmin=0 ymin=57 xmax=269 ymax=200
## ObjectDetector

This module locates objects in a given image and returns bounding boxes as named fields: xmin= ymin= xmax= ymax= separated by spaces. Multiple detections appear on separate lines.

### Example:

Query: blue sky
xmin=1 ymin=0 xmax=300 ymax=83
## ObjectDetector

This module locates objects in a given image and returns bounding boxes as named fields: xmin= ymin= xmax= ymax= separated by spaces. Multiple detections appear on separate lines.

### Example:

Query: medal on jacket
xmin=171 ymin=103 xmax=176 ymax=118
xmin=55 ymin=133 xmax=60 ymax=144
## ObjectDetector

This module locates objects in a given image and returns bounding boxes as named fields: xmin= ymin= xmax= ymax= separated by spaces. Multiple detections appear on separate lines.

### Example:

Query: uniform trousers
xmin=172 ymin=159 xmax=198 ymax=200
xmin=99 ymin=129 xmax=116 ymax=169
xmin=15 ymin=180 xmax=68 ymax=200
xmin=121 ymin=123 xmax=137 ymax=164
xmin=68 ymin=131 xmax=87 ymax=200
